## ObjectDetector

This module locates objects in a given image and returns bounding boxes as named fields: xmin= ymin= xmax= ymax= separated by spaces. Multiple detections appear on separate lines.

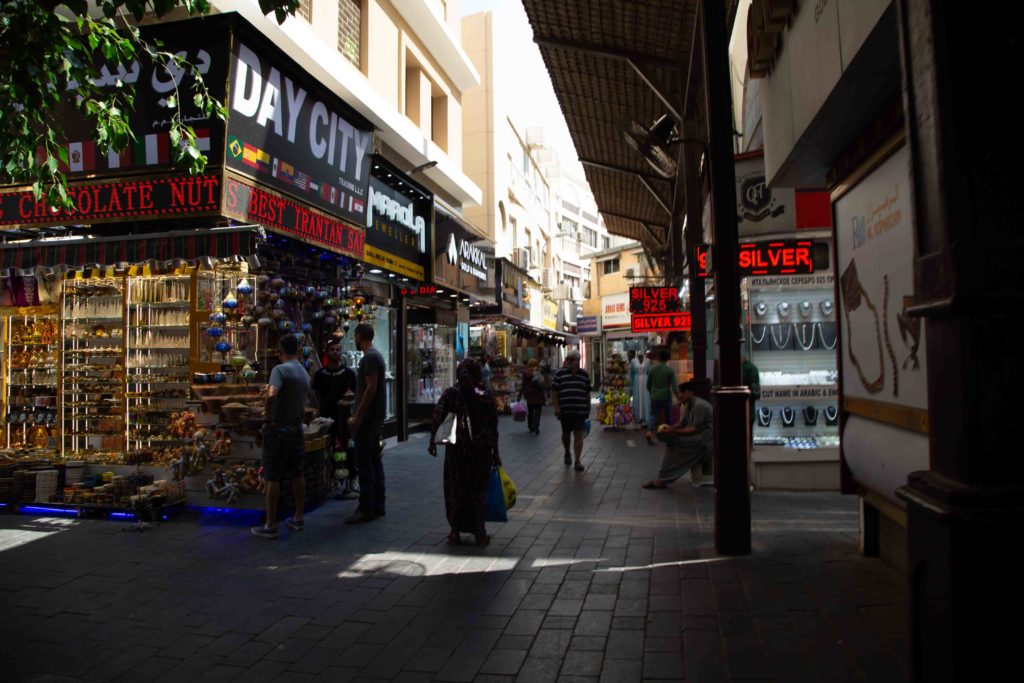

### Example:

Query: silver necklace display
xmin=799 ymin=300 xmax=812 ymax=317
xmin=754 ymin=301 xmax=768 ymax=317
xmin=824 ymin=405 xmax=839 ymax=425
xmin=794 ymin=323 xmax=815 ymax=350
xmin=816 ymin=322 xmax=838 ymax=350
xmin=757 ymin=406 xmax=772 ymax=427
xmin=803 ymin=405 xmax=818 ymax=425
xmin=770 ymin=323 xmax=792 ymax=349
xmin=750 ymin=324 xmax=768 ymax=345
xmin=777 ymin=301 xmax=791 ymax=318
xmin=820 ymin=299 xmax=834 ymax=317
xmin=781 ymin=406 xmax=796 ymax=427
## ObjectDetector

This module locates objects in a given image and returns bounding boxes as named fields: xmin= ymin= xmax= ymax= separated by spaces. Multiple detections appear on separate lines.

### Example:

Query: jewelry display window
xmin=746 ymin=277 xmax=840 ymax=451
xmin=407 ymin=324 xmax=454 ymax=405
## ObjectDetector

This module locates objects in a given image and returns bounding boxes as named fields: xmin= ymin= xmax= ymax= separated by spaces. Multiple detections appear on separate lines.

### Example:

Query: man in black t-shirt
xmin=346 ymin=323 xmax=388 ymax=524
xmin=313 ymin=339 xmax=357 ymax=495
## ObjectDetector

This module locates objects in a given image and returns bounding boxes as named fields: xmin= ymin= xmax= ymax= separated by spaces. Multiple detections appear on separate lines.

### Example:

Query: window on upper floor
xmin=298 ymin=0 xmax=312 ymax=22
xmin=581 ymin=227 xmax=597 ymax=248
xmin=602 ymin=258 xmax=620 ymax=275
xmin=337 ymin=0 xmax=362 ymax=69
xmin=601 ymin=236 xmax=610 ymax=249
xmin=404 ymin=57 xmax=448 ymax=151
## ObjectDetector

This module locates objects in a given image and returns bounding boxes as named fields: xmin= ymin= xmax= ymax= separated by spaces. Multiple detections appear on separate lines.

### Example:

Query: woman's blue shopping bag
xmin=484 ymin=466 xmax=508 ymax=522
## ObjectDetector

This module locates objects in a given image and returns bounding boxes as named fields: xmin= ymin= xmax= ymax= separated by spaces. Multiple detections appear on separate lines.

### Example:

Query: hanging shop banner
xmin=498 ymin=258 xmax=530 ymax=319
xmin=631 ymin=312 xmax=692 ymax=333
xmin=0 ymin=173 xmax=221 ymax=228
xmin=0 ymin=18 xmax=231 ymax=187
xmin=834 ymin=144 xmax=928 ymax=427
xmin=629 ymin=286 xmax=681 ymax=314
xmin=434 ymin=205 xmax=495 ymax=300
xmin=601 ymin=292 xmax=630 ymax=328
xmin=222 ymin=174 xmax=364 ymax=258
xmin=226 ymin=25 xmax=373 ymax=226
xmin=364 ymin=163 xmax=431 ymax=280
xmin=543 ymin=297 xmax=559 ymax=331
xmin=736 ymin=153 xmax=794 ymax=236
xmin=695 ymin=243 xmax=711 ymax=278
xmin=577 ymin=315 xmax=602 ymax=336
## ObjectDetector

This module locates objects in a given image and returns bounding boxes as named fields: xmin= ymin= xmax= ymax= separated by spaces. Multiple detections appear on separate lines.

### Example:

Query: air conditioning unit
xmin=515 ymin=247 xmax=530 ymax=270
xmin=542 ymin=269 xmax=557 ymax=290
xmin=552 ymin=283 xmax=571 ymax=300
xmin=625 ymin=267 xmax=636 ymax=279
xmin=570 ymin=286 xmax=583 ymax=301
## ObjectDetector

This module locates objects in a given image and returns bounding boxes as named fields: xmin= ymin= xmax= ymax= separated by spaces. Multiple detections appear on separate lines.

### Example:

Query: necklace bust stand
xmin=757 ymin=406 xmax=772 ymax=427
xmin=824 ymin=405 xmax=839 ymax=425
xmin=803 ymin=406 xmax=818 ymax=426
xmin=781 ymin=407 xmax=796 ymax=427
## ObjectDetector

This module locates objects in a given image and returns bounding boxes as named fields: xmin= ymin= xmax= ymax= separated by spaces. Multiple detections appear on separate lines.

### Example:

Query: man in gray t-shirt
xmin=346 ymin=323 xmax=387 ymax=524
xmin=252 ymin=334 xmax=311 ymax=539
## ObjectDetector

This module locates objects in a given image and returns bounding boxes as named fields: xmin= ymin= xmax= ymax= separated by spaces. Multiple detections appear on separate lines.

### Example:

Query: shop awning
xmin=0 ymin=226 xmax=259 ymax=269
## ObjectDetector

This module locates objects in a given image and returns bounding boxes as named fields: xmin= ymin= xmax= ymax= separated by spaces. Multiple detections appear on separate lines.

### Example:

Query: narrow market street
xmin=1 ymin=412 xmax=907 ymax=682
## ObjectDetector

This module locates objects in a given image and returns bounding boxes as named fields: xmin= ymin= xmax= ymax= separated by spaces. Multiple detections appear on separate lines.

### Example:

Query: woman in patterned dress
xmin=429 ymin=358 xmax=501 ymax=546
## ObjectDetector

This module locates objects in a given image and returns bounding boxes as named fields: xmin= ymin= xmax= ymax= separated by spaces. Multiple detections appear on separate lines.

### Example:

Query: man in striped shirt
xmin=551 ymin=349 xmax=592 ymax=472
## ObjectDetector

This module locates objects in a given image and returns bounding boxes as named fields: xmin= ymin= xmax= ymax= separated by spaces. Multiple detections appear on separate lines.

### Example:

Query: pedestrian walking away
xmin=643 ymin=381 xmax=714 ymax=489
xmin=645 ymin=348 xmax=678 ymax=444
xmin=252 ymin=335 xmax=310 ymax=538
xmin=551 ymin=349 xmax=591 ymax=471
xmin=429 ymin=358 xmax=500 ymax=546
xmin=519 ymin=358 xmax=546 ymax=434
xmin=346 ymin=323 xmax=388 ymax=524
xmin=312 ymin=338 xmax=358 ymax=499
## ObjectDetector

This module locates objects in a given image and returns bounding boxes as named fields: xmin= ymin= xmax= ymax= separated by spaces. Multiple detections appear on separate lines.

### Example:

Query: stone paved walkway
xmin=0 ymin=410 xmax=908 ymax=682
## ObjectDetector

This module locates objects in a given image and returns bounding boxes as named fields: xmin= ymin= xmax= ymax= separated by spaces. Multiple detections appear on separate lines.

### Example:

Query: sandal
xmin=474 ymin=533 xmax=490 ymax=546
xmin=642 ymin=481 xmax=667 ymax=489
xmin=447 ymin=531 xmax=462 ymax=545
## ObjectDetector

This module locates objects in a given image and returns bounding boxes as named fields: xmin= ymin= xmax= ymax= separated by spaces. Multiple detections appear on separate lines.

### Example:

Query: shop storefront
xmin=0 ymin=13 xmax=376 ymax=517
xmin=406 ymin=201 xmax=494 ymax=423
xmin=355 ymin=156 xmax=434 ymax=437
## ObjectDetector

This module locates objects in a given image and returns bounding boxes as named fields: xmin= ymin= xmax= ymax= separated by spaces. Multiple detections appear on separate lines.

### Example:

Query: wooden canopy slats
xmin=523 ymin=0 xmax=699 ymax=251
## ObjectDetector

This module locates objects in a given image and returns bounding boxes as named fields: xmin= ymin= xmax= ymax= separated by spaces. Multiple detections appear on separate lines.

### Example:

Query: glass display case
xmin=4 ymin=313 xmax=59 ymax=455
xmin=407 ymin=323 xmax=455 ymax=405
xmin=125 ymin=275 xmax=191 ymax=454
xmin=745 ymin=277 xmax=840 ymax=451
xmin=61 ymin=277 xmax=126 ymax=462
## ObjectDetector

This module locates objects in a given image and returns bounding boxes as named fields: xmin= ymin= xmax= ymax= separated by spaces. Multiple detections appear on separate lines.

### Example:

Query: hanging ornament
xmin=257 ymin=317 xmax=273 ymax=327
xmin=312 ymin=310 xmax=325 ymax=320
xmin=270 ymin=277 xmax=286 ymax=290
xmin=222 ymin=293 xmax=238 ymax=310
xmin=236 ymin=278 xmax=254 ymax=295
xmin=324 ymin=298 xmax=336 ymax=307
xmin=305 ymin=286 xmax=316 ymax=297
xmin=278 ymin=320 xmax=294 ymax=332
xmin=302 ymin=359 xmax=314 ymax=370
xmin=240 ymin=364 xmax=256 ymax=382
xmin=214 ymin=340 xmax=233 ymax=354
xmin=205 ymin=326 xmax=224 ymax=338
xmin=316 ymin=290 xmax=329 ymax=300
xmin=273 ymin=298 xmax=285 ymax=309
xmin=240 ymin=315 xmax=255 ymax=327
xmin=323 ymin=316 xmax=336 ymax=326
xmin=301 ymin=322 xmax=313 ymax=333
xmin=302 ymin=346 xmax=313 ymax=359
xmin=209 ymin=312 xmax=227 ymax=324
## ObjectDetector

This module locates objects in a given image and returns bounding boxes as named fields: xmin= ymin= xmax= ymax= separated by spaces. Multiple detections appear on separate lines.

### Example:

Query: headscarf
xmin=457 ymin=357 xmax=483 ymax=392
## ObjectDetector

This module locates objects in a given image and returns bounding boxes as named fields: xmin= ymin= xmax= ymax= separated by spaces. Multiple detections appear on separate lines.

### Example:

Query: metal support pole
xmin=682 ymin=126 xmax=707 ymax=388
xmin=700 ymin=0 xmax=750 ymax=555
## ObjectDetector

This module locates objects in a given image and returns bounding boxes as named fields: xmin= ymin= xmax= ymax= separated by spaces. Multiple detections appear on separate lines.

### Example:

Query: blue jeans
xmin=650 ymin=399 xmax=673 ymax=429
xmin=354 ymin=419 xmax=385 ymax=514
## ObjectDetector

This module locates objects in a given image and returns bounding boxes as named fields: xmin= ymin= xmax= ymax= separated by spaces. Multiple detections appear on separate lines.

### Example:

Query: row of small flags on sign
xmin=41 ymin=130 xmax=212 ymax=173
xmin=234 ymin=137 xmax=364 ymax=215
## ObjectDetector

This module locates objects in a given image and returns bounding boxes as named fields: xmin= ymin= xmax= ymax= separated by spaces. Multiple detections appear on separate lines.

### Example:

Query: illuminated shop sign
xmin=695 ymin=243 xmax=711 ymax=278
xmin=629 ymin=286 xmax=681 ymax=314
xmin=399 ymin=284 xmax=438 ymax=296
xmin=0 ymin=173 xmax=221 ymax=227
xmin=737 ymin=240 xmax=829 ymax=276
xmin=222 ymin=175 xmax=364 ymax=258
xmin=631 ymin=312 xmax=693 ymax=333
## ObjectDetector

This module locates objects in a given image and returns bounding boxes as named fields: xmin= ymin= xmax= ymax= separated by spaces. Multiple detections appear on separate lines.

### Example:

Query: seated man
xmin=642 ymin=380 xmax=713 ymax=489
